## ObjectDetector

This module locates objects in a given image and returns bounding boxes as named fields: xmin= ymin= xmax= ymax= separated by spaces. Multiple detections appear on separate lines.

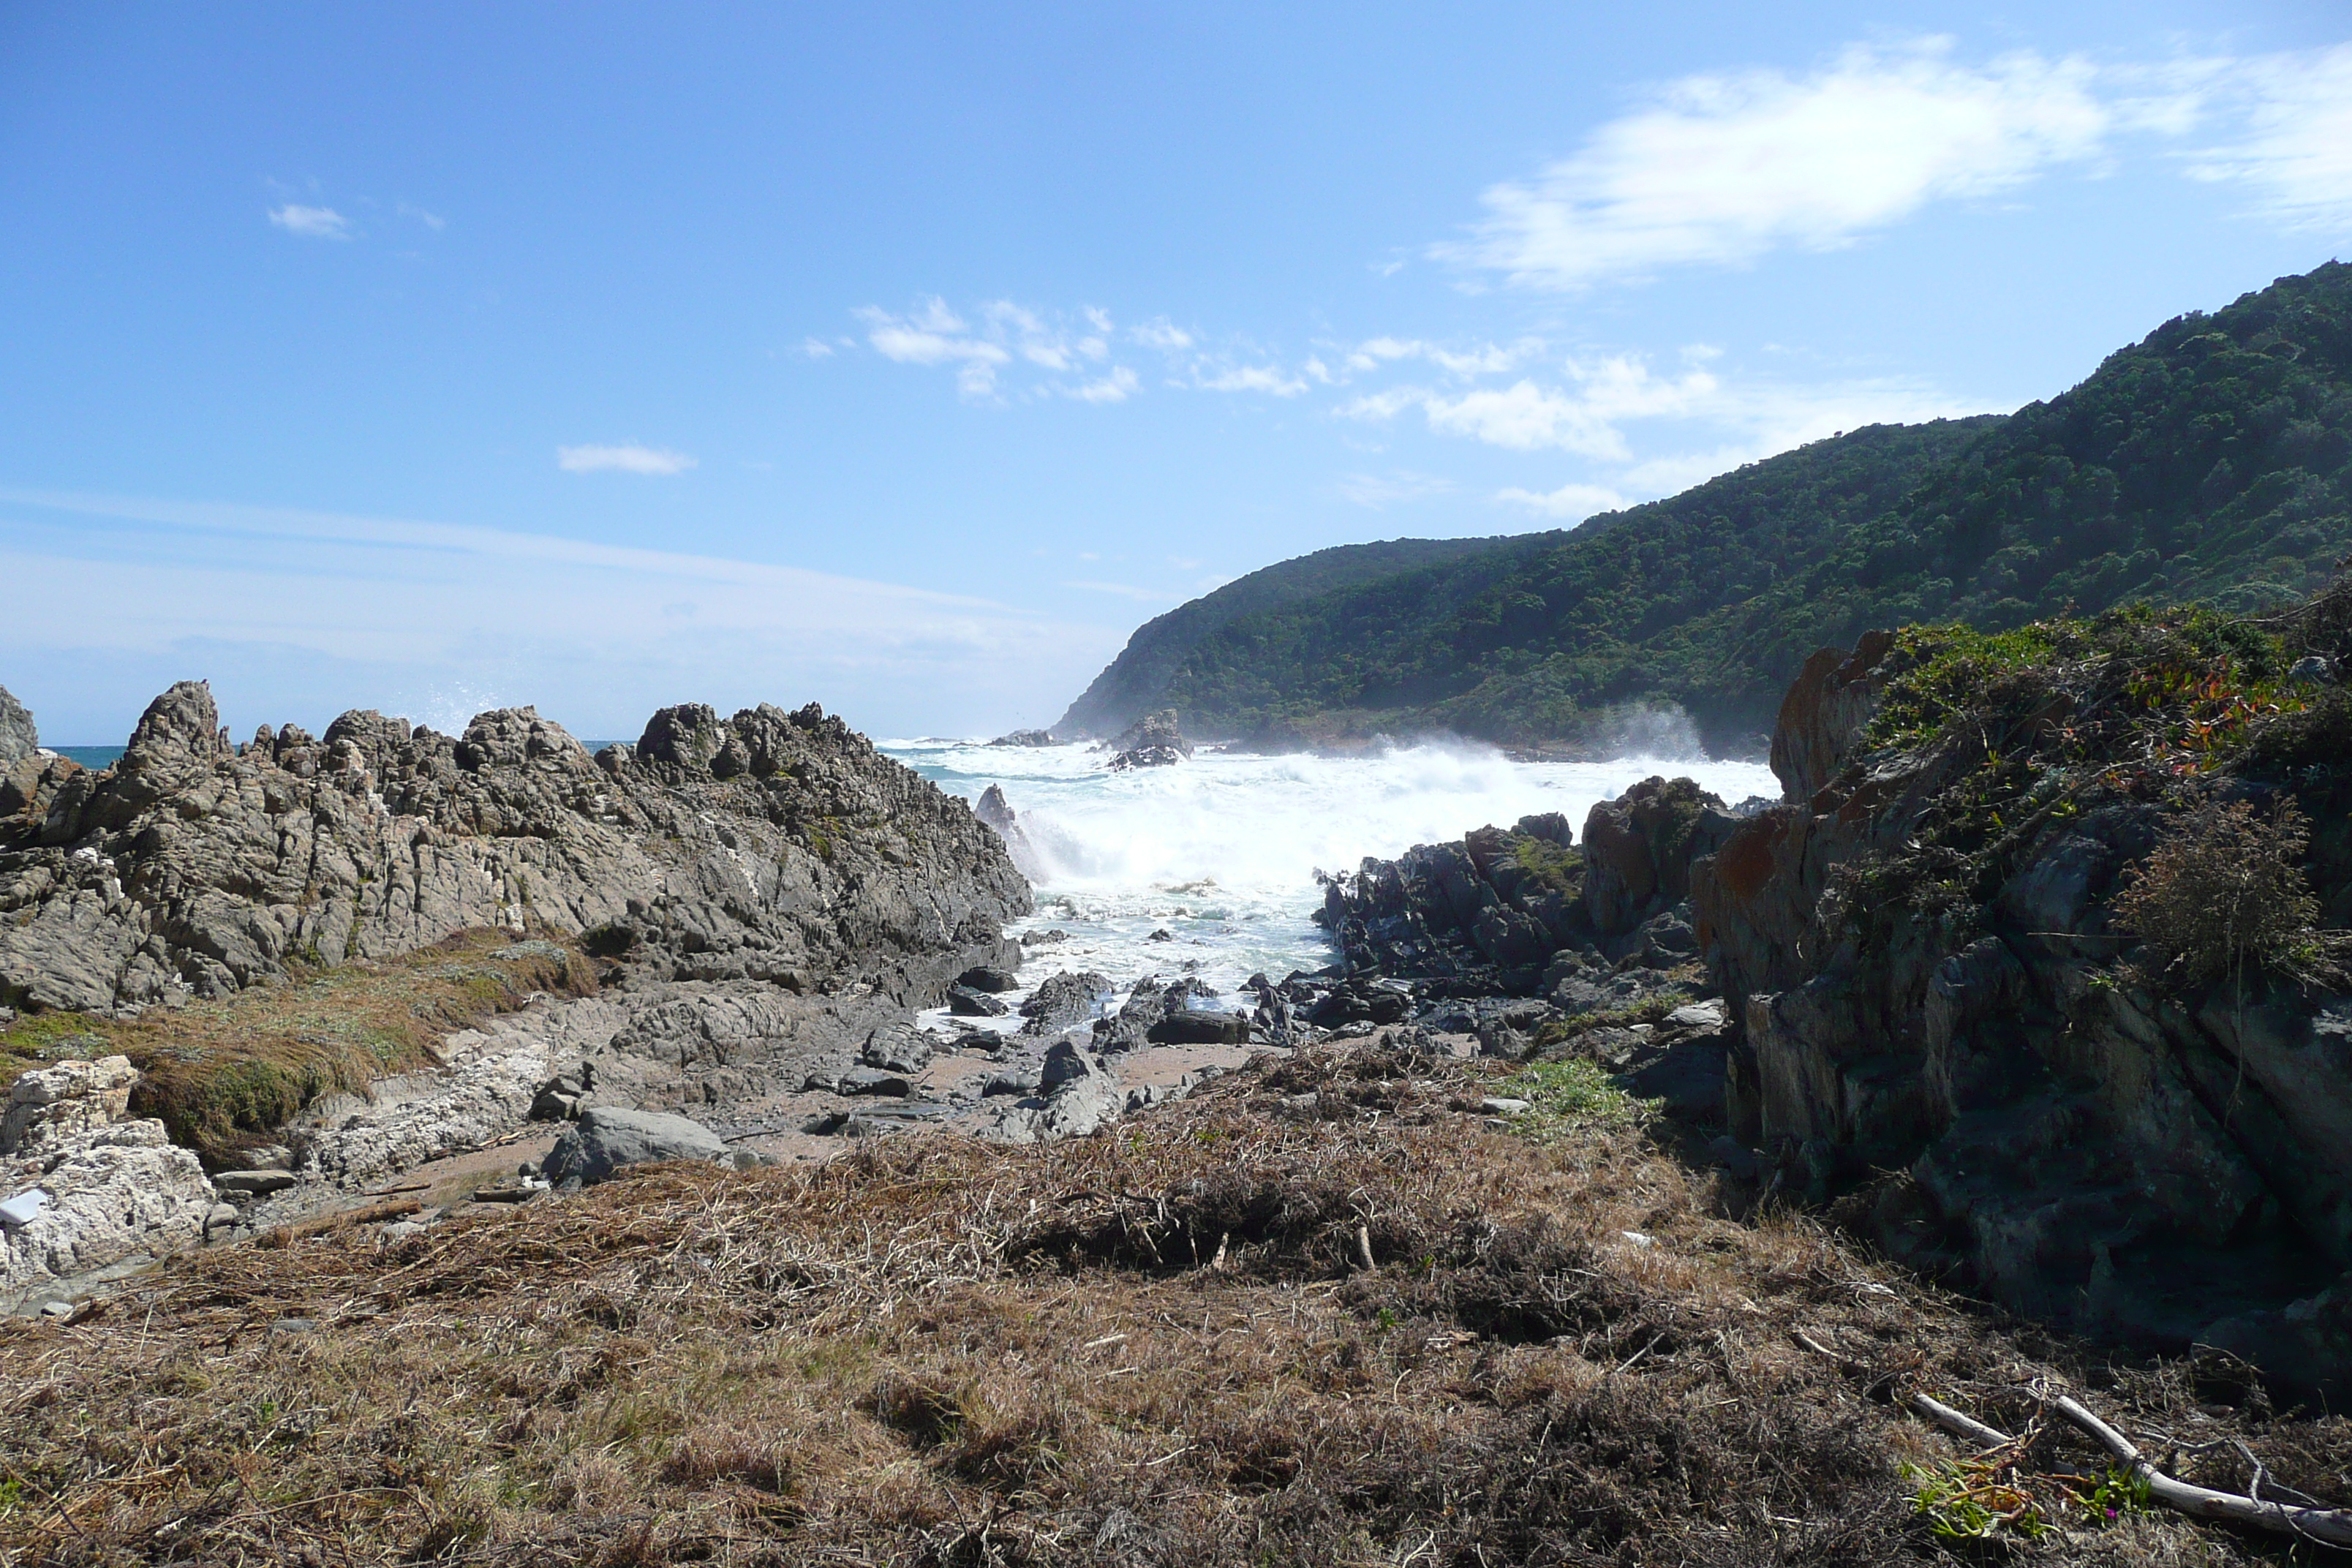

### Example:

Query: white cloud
xmin=2186 ymin=44 xmax=2352 ymax=231
xmin=1069 ymin=366 xmax=1140 ymax=404
xmin=859 ymin=298 xmax=1134 ymax=402
xmin=1344 ymin=336 xmax=1542 ymax=377
xmin=1438 ymin=39 xmax=2119 ymax=289
xmin=796 ymin=337 xmax=835 ymax=358
xmin=557 ymin=444 xmax=698 ymax=476
xmin=1194 ymin=363 xmax=1308 ymax=397
xmin=1496 ymin=483 xmax=1628 ymax=521
xmin=1130 ymin=319 xmax=1194 ymax=352
xmin=396 ymin=202 xmax=447 ymax=231
xmin=1337 ymin=471 xmax=1454 ymax=510
xmin=268 ymin=203 xmax=353 ymax=241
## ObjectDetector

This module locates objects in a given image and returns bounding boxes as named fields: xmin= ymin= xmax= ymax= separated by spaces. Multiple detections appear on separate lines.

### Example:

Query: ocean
xmin=43 ymin=735 xmax=1780 ymax=1023
xmin=883 ymin=738 xmax=1779 ymax=1030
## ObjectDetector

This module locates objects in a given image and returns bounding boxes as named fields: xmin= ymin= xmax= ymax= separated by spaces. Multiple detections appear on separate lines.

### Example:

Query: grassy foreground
xmin=3 ymin=1036 xmax=2343 ymax=1567
xmin=0 ymin=932 xmax=596 ymax=1165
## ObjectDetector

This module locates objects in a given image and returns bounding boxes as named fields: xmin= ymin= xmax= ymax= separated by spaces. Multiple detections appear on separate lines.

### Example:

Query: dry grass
xmin=0 ymin=931 xmax=596 ymax=1164
xmin=0 ymin=1039 xmax=2341 ymax=1566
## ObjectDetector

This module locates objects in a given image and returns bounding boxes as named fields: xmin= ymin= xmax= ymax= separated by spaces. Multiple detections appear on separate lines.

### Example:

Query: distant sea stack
xmin=0 ymin=682 xmax=1029 ymax=1015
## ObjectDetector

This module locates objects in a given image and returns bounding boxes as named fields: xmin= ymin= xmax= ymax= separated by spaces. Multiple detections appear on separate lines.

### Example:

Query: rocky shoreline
xmin=6 ymin=682 xmax=1302 ymax=1311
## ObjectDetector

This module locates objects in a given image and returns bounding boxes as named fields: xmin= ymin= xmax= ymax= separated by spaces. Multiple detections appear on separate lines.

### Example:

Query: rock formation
xmin=1106 ymin=708 xmax=1191 ymax=770
xmin=1691 ymin=597 xmax=2352 ymax=1394
xmin=0 ymin=685 xmax=34 ymax=770
xmin=1 ymin=1056 xmax=217 ymax=1308
xmin=0 ymin=683 xmax=1028 ymax=1015
xmin=974 ymin=783 xmax=1045 ymax=882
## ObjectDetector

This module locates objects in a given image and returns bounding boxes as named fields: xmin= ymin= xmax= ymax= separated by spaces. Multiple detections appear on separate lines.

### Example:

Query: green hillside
xmin=1071 ymin=261 xmax=2352 ymax=754
xmin=1055 ymin=535 xmax=1504 ymax=736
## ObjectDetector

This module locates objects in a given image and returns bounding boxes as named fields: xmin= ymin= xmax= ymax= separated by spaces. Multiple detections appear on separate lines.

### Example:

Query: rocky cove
xmin=0 ymin=680 xmax=1320 ymax=1311
xmin=17 ymin=614 xmax=2352 ymax=1562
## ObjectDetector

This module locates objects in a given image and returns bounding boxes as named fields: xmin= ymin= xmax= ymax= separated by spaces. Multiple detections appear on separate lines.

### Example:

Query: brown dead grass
xmin=0 ymin=930 xmax=596 ymax=1164
xmin=0 ymin=1039 xmax=2341 ymax=1566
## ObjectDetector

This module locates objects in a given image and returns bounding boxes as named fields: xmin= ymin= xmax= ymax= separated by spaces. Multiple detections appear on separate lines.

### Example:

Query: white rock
xmin=0 ymin=1189 xmax=47 ymax=1228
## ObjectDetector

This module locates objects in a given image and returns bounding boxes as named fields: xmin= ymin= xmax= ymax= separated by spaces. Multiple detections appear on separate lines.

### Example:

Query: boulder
xmin=1146 ymin=1010 xmax=1250 ymax=1045
xmin=2 ymin=1055 xmax=137 ymax=1156
xmin=861 ymin=1023 xmax=936 ymax=1074
xmin=1018 ymin=970 xmax=1110 ymax=1033
xmin=957 ymin=964 xmax=1018 ymax=993
xmin=1039 ymin=1038 xmax=1097 ymax=1090
xmin=0 ymin=1055 xmax=216 ymax=1307
xmin=540 ymin=1108 xmax=729 ymax=1187
xmin=949 ymin=984 xmax=1009 ymax=1017
xmin=988 ymin=729 xmax=1057 ymax=747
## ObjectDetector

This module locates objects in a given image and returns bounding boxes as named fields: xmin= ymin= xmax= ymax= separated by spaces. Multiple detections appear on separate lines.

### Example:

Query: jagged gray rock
xmin=0 ymin=682 xmax=1028 ymax=1014
xmin=0 ymin=686 xmax=34 ymax=769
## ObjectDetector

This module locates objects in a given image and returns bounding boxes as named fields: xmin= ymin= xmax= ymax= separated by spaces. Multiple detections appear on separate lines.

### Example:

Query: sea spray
xmin=885 ymin=738 xmax=1778 ymax=1014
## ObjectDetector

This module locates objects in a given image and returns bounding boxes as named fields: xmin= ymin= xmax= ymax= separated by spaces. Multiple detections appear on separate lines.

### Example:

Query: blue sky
xmin=2 ymin=2 xmax=2348 ymax=743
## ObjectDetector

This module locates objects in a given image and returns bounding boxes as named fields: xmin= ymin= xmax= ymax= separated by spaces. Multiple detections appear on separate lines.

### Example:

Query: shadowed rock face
xmin=0 ymin=682 xmax=1028 ymax=1014
xmin=1692 ymin=630 xmax=2352 ymax=1394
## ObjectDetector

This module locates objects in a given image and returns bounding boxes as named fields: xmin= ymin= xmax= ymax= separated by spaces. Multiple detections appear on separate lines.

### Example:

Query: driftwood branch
xmin=1905 ymin=1390 xmax=2012 ymax=1452
xmin=2049 ymin=1394 xmax=2352 ymax=1548
xmin=1898 ymin=1379 xmax=2352 ymax=1547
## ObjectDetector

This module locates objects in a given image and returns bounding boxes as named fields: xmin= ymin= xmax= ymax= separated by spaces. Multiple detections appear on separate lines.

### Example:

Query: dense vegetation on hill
xmin=1067 ymin=262 xmax=2352 ymax=753
xmin=1053 ymin=535 xmax=1502 ymax=736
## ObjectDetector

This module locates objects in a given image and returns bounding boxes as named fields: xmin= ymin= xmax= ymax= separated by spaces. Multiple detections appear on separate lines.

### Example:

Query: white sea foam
xmin=883 ymin=739 xmax=1779 ymax=1022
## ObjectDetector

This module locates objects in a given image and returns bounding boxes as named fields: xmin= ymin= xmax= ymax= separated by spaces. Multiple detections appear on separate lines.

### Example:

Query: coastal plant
xmin=2113 ymin=797 xmax=2318 ymax=984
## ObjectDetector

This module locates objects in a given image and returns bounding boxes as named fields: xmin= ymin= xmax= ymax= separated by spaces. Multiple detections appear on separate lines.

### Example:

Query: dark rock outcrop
xmin=1691 ymin=610 xmax=2352 ymax=1394
xmin=973 ymin=785 xmax=1044 ymax=883
xmin=988 ymin=728 xmax=1057 ymax=747
xmin=1767 ymin=631 xmax=1893 ymax=802
xmin=1106 ymin=709 xmax=1191 ymax=771
xmin=0 ymin=682 xmax=1028 ymax=1014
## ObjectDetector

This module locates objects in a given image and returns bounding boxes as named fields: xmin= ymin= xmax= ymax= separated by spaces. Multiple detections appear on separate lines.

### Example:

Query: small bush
xmin=2113 ymin=798 xmax=2319 ymax=983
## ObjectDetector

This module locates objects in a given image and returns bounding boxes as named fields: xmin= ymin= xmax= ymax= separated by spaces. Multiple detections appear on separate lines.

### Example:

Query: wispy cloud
xmin=268 ymin=203 xmax=353 ymax=241
xmin=396 ymin=201 xmax=447 ymax=231
xmin=2185 ymin=43 xmax=2352 ymax=232
xmin=1336 ymin=471 xmax=1454 ymax=510
xmin=854 ymin=298 xmax=1131 ymax=401
xmin=0 ymin=487 xmax=1112 ymax=741
xmin=1070 ymin=366 xmax=1140 ymax=404
xmin=1193 ymin=363 xmax=1308 ymax=397
xmin=1439 ymin=39 xmax=2119 ymax=290
xmin=1129 ymin=319 xmax=1194 ymax=352
xmin=557 ymin=444 xmax=698 ymax=476
xmin=796 ymin=337 xmax=836 ymax=358
xmin=1437 ymin=37 xmax=2352 ymax=290
xmin=1496 ymin=482 xmax=1628 ymax=522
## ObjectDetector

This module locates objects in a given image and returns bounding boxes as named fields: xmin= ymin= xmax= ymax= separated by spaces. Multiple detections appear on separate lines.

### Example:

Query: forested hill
xmin=1063 ymin=260 xmax=2352 ymax=755
xmin=1054 ymin=536 xmax=1503 ymax=737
